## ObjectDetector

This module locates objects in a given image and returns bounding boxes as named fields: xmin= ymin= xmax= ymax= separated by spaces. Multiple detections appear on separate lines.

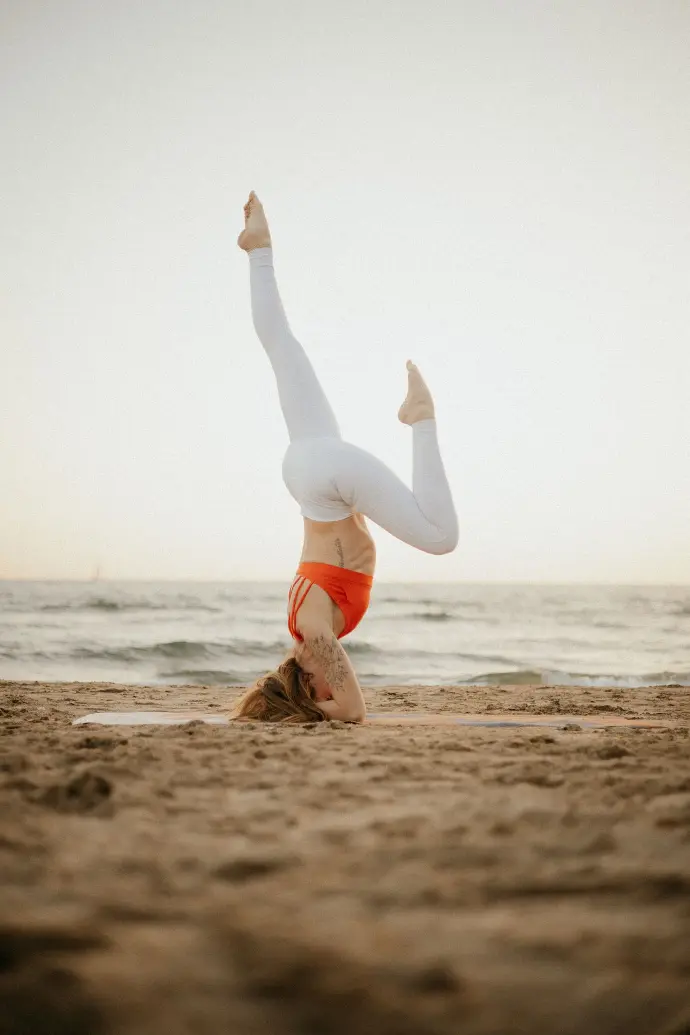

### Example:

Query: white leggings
xmin=248 ymin=247 xmax=458 ymax=555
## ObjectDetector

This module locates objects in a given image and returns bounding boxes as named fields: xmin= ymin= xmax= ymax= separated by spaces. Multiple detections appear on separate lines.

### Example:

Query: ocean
xmin=1 ymin=580 xmax=688 ymax=689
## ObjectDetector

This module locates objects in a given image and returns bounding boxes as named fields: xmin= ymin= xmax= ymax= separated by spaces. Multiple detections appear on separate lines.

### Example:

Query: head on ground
xmin=231 ymin=654 xmax=326 ymax=723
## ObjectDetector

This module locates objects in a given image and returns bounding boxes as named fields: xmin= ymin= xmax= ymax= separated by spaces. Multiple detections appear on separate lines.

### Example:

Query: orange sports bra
xmin=288 ymin=562 xmax=373 ymax=641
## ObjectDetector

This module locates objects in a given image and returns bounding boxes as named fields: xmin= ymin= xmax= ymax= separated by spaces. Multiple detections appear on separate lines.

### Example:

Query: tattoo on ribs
xmin=334 ymin=538 xmax=345 ymax=567
xmin=307 ymin=633 xmax=349 ymax=695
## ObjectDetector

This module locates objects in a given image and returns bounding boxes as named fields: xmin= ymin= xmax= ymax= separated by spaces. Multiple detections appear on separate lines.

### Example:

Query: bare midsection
xmin=300 ymin=514 xmax=376 ymax=575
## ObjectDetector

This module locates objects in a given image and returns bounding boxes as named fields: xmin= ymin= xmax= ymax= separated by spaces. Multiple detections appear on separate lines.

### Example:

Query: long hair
xmin=231 ymin=655 xmax=326 ymax=723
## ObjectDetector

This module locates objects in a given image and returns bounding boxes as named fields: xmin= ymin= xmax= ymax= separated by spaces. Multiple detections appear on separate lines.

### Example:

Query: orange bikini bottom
xmin=288 ymin=562 xmax=374 ymax=641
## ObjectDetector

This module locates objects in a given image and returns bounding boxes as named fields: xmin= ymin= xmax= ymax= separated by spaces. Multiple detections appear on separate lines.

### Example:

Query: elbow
xmin=338 ymin=702 xmax=366 ymax=724
xmin=324 ymin=707 xmax=365 ymax=724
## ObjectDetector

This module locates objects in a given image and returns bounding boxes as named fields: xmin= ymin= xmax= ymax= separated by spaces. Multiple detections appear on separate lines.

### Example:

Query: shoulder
xmin=298 ymin=624 xmax=342 ymax=661
xmin=296 ymin=626 xmax=342 ymax=678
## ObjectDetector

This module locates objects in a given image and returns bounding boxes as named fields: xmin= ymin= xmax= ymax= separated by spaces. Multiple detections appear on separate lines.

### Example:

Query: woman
xmin=232 ymin=192 xmax=458 ymax=723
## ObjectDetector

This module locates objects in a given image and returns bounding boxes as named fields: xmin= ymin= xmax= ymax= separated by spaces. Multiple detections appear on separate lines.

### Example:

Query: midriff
xmin=300 ymin=512 xmax=376 ymax=576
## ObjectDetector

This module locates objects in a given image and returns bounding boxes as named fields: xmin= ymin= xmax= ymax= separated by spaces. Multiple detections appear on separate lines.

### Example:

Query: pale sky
xmin=2 ymin=0 xmax=689 ymax=583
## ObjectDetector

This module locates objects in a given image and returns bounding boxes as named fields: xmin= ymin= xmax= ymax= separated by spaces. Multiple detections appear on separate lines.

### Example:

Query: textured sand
xmin=1 ymin=679 xmax=689 ymax=1035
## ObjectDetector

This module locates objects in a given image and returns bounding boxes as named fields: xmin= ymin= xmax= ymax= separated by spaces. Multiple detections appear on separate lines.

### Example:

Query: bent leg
xmin=332 ymin=425 xmax=459 ymax=555
xmin=248 ymin=247 xmax=341 ymax=442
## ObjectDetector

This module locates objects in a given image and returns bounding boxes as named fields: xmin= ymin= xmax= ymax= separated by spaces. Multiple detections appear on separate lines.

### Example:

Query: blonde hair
xmin=231 ymin=655 xmax=326 ymax=723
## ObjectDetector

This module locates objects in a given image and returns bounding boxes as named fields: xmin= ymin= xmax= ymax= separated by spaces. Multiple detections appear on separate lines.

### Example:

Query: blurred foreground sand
xmin=1 ymin=679 xmax=689 ymax=1034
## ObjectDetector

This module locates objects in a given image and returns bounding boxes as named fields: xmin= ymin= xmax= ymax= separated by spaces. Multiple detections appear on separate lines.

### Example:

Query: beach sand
xmin=1 ymin=678 xmax=689 ymax=1034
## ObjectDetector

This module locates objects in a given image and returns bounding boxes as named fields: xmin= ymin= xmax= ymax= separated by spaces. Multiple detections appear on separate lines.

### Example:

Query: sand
xmin=1 ymin=679 xmax=689 ymax=1035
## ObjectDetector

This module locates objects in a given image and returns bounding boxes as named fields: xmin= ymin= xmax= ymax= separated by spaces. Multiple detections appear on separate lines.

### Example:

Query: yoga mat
xmin=72 ymin=711 xmax=673 ymax=730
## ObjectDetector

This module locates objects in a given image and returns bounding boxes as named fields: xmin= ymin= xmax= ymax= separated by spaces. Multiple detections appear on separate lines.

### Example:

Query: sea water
xmin=1 ymin=580 xmax=688 ymax=688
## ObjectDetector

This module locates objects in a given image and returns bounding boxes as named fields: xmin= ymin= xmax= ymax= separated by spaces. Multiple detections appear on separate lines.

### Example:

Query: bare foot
xmin=237 ymin=191 xmax=272 ymax=251
xmin=398 ymin=361 xmax=435 ymax=425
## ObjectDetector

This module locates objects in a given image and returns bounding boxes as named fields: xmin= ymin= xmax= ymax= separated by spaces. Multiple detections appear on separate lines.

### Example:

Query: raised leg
xmin=239 ymin=193 xmax=340 ymax=443
xmin=332 ymin=361 xmax=458 ymax=553
xmin=239 ymin=193 xmax=458 ymax=554
xmin=331 ymin=419 xmax=459 ymax=555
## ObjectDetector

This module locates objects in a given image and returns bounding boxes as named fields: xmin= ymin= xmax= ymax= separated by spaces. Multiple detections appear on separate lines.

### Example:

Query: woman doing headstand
xmin=232 ymin=193 xmax=458 ymax=723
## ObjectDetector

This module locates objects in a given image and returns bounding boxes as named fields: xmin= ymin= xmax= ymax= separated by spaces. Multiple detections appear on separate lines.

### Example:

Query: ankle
xmin=247 ymin=245 xmax=274 ymax=265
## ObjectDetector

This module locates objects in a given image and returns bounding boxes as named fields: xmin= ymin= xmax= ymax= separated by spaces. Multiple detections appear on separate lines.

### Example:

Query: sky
xmin=1 ymin=0 xmax=689 ymax=584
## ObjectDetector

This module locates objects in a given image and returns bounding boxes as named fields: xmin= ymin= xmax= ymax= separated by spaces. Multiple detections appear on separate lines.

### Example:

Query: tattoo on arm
xmin=306 ymin=633 xmax=349 ymax=695
xmin=334 ymin=538 xmax=344 ymax=567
